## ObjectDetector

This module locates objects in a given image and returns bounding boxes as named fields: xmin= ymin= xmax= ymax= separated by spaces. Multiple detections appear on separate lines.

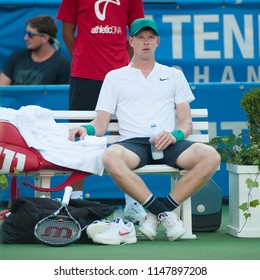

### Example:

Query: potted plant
xmin=209 ymin=87 xmax=260 ymax=237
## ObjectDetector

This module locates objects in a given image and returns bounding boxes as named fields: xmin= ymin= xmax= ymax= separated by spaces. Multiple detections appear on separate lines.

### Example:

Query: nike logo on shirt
xmin=160 ymin=78 xmax=169 ymax=81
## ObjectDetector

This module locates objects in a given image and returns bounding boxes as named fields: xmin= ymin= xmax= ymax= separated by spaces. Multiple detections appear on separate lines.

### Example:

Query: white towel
xmin=0 ymin=106 xmax=107 ymax=175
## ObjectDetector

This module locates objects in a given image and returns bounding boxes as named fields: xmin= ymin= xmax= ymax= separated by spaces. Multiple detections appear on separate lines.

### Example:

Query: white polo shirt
xmin=96 ymin=62 xmax=195 ymax=141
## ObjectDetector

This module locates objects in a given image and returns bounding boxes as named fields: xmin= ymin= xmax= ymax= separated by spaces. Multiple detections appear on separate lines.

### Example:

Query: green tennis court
xmin=0 ymin=205 xmax=260 ymax=260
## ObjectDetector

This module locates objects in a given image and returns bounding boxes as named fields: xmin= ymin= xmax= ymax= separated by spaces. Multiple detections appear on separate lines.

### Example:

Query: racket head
xmin=34 ymin=186 xmax=81 ymax=246
xmin=34 ymin=205 xmax=81 ymax=246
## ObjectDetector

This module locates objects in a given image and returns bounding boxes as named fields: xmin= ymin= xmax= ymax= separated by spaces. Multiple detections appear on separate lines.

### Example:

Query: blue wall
xmin=0 ymin=0 xmax=260 ymax=82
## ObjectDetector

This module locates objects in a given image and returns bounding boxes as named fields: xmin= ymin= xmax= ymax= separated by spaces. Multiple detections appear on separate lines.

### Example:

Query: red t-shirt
xmin=57 ymin=0 xmax=145 ymax=81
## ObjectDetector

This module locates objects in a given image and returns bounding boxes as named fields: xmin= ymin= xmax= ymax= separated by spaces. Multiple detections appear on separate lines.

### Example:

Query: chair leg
xmin=171 ymin=173 xmax=197 ymax=239
xmin=34 ymin=172 xmax=53 ymax=198
xmin=180 ymin=198 xmax=197 ymax=239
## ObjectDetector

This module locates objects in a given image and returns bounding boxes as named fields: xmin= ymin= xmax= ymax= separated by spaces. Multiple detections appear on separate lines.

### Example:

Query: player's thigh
xmin=176 ymin=142 xmax=214 ymax=169
xmin=104 ymin=144 xmax=141 ymax=170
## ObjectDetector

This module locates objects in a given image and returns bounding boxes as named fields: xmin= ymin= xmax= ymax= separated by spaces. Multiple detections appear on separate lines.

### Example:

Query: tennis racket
xmin=34 ymin=186 xmax=81 ymax=246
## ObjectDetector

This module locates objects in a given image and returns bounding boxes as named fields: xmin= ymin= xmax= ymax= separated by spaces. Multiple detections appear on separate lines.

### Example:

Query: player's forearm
xmin=177 ymin=119 xmax=193 ymax=139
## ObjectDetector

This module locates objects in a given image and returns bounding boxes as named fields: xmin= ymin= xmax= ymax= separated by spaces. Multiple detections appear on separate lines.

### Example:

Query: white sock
xmin=70 ymin=190 xmax=83 ymax=199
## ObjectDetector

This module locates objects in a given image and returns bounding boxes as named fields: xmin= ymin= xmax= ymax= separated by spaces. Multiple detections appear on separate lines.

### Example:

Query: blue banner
xmin=146 ymin=3 xmax=260 ymax=82
xmin=0 ymin=1 xmax=259 ymax=82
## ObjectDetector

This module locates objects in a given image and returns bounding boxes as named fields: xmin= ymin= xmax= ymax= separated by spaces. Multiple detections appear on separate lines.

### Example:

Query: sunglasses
xmin=25 ymin=31 xmax=45 ymax=39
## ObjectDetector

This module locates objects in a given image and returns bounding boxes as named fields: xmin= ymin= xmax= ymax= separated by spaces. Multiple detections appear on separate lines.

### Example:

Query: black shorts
xmin=115 ymin=137 xmax=195 ymax=169
xmin=69 ymin=77 xmax=103 ymax=110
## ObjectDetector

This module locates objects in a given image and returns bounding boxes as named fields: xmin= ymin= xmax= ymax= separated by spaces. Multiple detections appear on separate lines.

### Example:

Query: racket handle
xmin=62 ymin=186 xmax=73 ymax=205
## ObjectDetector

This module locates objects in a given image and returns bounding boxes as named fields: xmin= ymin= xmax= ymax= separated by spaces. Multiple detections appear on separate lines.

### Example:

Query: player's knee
xmin=103 ymin=148 xmax=121 ymax=171
xmin=208 ymin=146 xmax=221 ymax=168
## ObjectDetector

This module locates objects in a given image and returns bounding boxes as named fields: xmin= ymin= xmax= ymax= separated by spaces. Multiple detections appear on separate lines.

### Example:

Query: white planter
xmin=227 ymin=163 xmax=260 ymax=238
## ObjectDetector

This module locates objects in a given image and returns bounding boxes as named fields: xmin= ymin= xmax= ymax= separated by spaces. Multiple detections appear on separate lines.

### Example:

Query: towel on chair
xmin=0 ymin=106 xmax=107 ymax=175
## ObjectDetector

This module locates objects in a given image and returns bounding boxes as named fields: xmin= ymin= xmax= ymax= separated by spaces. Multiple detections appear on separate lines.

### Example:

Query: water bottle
xmin=113 ymin=205 xmax=125 ymax=221
xmin=150 ymin=124 xmax=164 ymax=160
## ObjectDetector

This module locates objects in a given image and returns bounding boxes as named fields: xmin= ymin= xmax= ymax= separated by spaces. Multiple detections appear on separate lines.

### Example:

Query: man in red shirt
xmin=57 ymin=0 xmax=146 ymax=223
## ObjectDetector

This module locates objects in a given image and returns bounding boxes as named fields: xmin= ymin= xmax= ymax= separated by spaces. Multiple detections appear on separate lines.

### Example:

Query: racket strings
xmin=35 ymin=218 xmax=80 ymax=245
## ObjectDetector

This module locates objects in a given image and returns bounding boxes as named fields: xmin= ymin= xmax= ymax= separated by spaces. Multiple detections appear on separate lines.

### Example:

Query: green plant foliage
xmin=240 ymin=87 xmax=260 ymax=143
xmin=238 ymin=177 xmax=259 ymax=232
xmin=250 ymin=199 xmax=260 ymax=208
xmin=209 ymin=134 xmax=260 ymax=168
xmin=238 ymin=202 xmax=248 ymax=212
xmin=209 ymin=87 xmax=260 ymax=232
xmin=245 ymin=178 xmax=258 ymax=190
xmin=0 ymin=175 xmax=9 ymax=191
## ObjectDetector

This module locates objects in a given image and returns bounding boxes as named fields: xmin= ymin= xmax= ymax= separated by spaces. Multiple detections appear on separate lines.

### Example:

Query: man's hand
xmin=68 ymin=127 xmax=87 ymax=141
xmin=154 ymin=131 xmax=177 ymax=150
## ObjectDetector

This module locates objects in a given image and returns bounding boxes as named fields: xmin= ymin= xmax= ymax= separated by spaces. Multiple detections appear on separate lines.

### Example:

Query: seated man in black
xmin=0 ymin=14 xmax=70 ymax=85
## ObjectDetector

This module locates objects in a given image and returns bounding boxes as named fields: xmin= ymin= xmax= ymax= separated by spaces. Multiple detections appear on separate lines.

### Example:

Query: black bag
xmin=0 ymin=197 xmax=115 ymax=244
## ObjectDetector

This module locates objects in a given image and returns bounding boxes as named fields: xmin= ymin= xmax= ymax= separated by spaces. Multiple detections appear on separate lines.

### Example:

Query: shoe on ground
xmin=92 ymin=218 xmax=137 ymax=245
xmin=138 ymin=213 xmax=160 ymax=241
xmin=159 ymin=211 xmax=185 ymax=241
xmin=86 ymin=220 xmax=112 ymax=239
xmin=124 ymin=202 xmax=147 ymax=224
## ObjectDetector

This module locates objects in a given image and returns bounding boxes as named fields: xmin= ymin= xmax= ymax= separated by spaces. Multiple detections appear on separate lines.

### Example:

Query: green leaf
xmin=0 ymin=175 xmax=9 ymax=191
xmin=245 ymin=178 xmax=258 ymax=189
xmin=244 ymin=212 xmax=251 ymax=219
xmin=238 ymin=203 xmax=248 ymax=212
xmin=0 ymin=175 xmax=7 ymax=184
xmin=249 ymin=199 xmax=260 ymax=208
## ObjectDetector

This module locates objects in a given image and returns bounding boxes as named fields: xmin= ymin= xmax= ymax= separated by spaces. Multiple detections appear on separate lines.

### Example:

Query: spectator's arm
xmin=61 ymin=22 xmax=76 ymax=56
xmin=0 ymin=73 xmax=12 ymax=85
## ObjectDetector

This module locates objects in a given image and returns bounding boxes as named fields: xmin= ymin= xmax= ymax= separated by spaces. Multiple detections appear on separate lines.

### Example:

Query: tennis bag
xmin=0 ymin=122 xmax=91 ymax=199
xmin=0 ymin=197 xmax=115 ymax=244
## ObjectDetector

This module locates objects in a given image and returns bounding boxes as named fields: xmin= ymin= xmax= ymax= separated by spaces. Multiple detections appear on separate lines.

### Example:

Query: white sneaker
xmin=124 ymin=202 xmax=147 ymax=224
xmin=138 ymin=213 xmax=160 ymax=240
xmin=92 ymin=218 xmax=137 ymax=245
xmin=159 ymin=212 xmax=185 ymax=241
xmin=86 ymin=220 xmax=112 ymax=239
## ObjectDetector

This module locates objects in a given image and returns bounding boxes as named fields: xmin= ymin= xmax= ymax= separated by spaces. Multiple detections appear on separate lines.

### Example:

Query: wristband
xmin=171 ymin=130 xmax=185 ymax=142
xmin=81 ymin=124 xmax=96 ymax=136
